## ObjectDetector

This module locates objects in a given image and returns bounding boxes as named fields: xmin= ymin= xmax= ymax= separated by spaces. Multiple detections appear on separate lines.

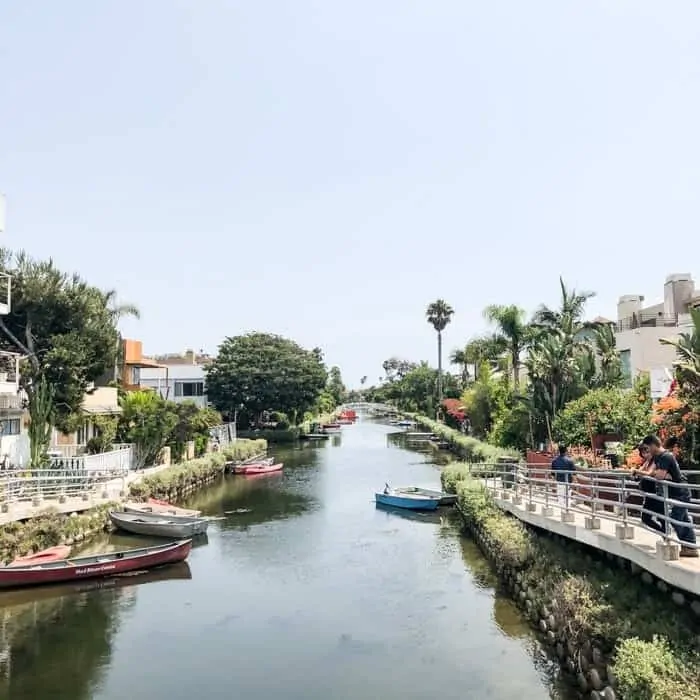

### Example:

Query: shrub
xmin=415 ymin=416 xmax=513 ymax=462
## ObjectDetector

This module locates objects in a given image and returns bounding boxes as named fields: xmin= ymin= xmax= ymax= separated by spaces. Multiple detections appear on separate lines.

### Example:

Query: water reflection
xmin=374 ymin=502 xmax=444 ymax=525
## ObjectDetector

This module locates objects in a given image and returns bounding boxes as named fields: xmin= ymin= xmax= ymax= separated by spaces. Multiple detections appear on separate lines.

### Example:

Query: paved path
xmin=489 ymin=485 xmax=700 ymax=597
xmin=0 ymin=464 xmax=172 ymax=526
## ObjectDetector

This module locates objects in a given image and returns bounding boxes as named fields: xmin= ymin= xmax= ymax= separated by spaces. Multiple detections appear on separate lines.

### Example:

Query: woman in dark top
xmin=633 ymin=443 xmax=665 ymax=533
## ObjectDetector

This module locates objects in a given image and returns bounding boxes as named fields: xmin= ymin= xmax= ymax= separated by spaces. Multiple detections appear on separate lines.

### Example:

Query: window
xmin=0 ymin=418 xmax=21 ymax=436
xmin=175 ymin=381 xmax=205 ymax=397
xmin=619 ymin=349 xmax=632 ymax=388
xmin=130 ymin=366 xmax=141 ymax=386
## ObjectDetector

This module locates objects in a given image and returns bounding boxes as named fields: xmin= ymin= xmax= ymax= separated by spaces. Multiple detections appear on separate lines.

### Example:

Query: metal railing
xmin=616 ymin=312 xmax=679 ymax=332
xmin=465 ymin=462 xmax=700 ymax=555
xmin=0 ymin=467 xmax=128 ymax=507
xmin=48 ymin=443 xmax=133 ymax=459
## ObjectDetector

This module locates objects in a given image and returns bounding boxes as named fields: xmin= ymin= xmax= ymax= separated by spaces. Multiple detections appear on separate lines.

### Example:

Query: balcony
xmin=0 ymin=394 xmax=23 ymax=412
xmin=616 ymin=313 xmax=679 ymax=333
xmin=0 ymin=274 xmax=11 ymax=315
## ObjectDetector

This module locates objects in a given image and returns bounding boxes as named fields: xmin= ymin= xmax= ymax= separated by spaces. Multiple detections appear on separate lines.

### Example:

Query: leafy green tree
xmin=117 ymin=390 xmax=178 ymax=467
xmin=426 ymin=299 xmax=454 ymax=408
xmin=206 ymin=332 xmax=327 ymax=428
xmin=169 ymin=401 xmax=222 ymax=460
xmin=661 ymin=307 xmax=700 ymax=400
xmin=483 ymin=304 xmax=530 ymax=389
xmin=590 ymin=323 xmax=623 ymax=388
xmin=0 ymin=250 xmax=129 ymax=460
xmin=326 ymin=366 xmax=346 ymax=406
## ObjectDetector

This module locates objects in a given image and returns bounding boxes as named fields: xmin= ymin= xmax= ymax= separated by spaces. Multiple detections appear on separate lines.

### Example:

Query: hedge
xmin=446 ymin=476 xmax=700 ymax=699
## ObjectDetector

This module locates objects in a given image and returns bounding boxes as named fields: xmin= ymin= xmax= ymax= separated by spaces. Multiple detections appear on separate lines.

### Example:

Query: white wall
xmin=0 ymin=432 xmax=30 ymax=468
xmin=140 ymin=364 xmax=208 ymax=408
xmin=615 ymin=327 xmax=679 ymax=375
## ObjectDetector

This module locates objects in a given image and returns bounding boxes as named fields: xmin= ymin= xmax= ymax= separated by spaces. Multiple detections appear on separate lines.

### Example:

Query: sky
xmin=2 ymin=1 xmax=699 ymax=387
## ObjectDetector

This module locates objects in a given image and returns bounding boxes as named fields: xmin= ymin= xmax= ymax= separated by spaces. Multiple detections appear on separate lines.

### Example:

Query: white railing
xmin=48 ymin=442 xmax=133 ymax=459
xmin=49 ymin=445 xmax=135 ymax=472
xmin=0 ymin=467 xmax=128 ymax=507
xmin=466 ymin=462 xmax=700 ymax=556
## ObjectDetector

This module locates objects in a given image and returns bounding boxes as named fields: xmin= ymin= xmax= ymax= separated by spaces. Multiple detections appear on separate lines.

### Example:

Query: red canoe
xmin=235 ymin=462 xmax=283 ymax=476
xmin=8 ymin=545 xmax=72 ymax=567
xmin=148 ymin=497 xmax=173 ymax=507
xmin=0 ymin=539 xmax=192 ymax=589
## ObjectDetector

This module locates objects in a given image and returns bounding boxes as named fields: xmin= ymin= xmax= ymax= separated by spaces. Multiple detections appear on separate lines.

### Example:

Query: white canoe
xmin=123 ymin=501 xmax=201 ymax=518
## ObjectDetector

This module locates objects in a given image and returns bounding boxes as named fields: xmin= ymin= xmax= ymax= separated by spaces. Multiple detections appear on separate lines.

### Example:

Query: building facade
xmin=139 ymin=363 xmax=208 ymax=409
xmin=615 ymin=273 xmax=700 ymax=386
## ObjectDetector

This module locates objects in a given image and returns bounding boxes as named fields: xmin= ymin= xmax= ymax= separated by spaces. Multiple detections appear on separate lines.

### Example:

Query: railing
xmin=0 ymin=466 xmax=128 ymax=508
xmin=0 ymin=394 xmax=22 ymax=411
xmin=465 ymin=462 xmax=700 ymax=556
xmin=48 ymin=443 xmax=134 ymax=459
xmin=616 ymin=312 xmax=679 ymax=332
xmin=49 ymin=445 xmax=135 ymax=472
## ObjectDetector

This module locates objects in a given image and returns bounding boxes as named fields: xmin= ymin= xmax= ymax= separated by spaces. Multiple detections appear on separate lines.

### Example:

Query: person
xmin=641 ymin=434 xmax=698 ymax=557
xmin=631 ymin=442 xmax=665 ymax=533
xmin=551 ymin=444 xmax=575 ymax=508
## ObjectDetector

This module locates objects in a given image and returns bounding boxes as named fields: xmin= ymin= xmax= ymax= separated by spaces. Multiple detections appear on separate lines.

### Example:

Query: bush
xmin=414 ymin=416 xmax=513 ymax=462
xmin=237 ymin=428 xmax=301 ymax=443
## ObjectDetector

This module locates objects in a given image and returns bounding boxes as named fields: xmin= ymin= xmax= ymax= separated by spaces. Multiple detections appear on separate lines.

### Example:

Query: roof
xmin=591 ymin=316 xmax=614 ymax=324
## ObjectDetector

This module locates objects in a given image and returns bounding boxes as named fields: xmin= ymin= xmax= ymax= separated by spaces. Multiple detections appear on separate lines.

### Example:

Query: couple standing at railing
xmin=551 ymin=436 xmax=698 ymax=558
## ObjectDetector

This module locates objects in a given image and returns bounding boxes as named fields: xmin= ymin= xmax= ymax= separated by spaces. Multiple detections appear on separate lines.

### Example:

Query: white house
xmin=140 ymin=363 xmax=208 ymax=409
xmin=0 ymin=351 xmax=28 ymax=468
xmin=615 ymin=273 xmax=700 ymax=386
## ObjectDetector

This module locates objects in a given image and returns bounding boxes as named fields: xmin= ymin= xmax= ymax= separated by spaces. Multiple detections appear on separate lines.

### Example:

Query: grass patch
xmin=452 ymin=478 xmax=700 ymax=697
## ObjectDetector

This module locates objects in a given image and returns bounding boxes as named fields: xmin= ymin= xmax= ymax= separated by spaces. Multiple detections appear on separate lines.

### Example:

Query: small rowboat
xmin=123 ymin=501 xmax=201 ymax=518
xmin=235 ymin=462 xmax=283 ymax=476
xmin=7 ymin=545 xmax=72 ymax=568
xmin=392 ymin=486 xmax=457 ymax=506
xmin=375 ymin=489 xmax=440 ymax=511
xmin=0 ymin=539 xmax=192 ymax=589
xmin=110 ymin=511 xmax=209 ymax=538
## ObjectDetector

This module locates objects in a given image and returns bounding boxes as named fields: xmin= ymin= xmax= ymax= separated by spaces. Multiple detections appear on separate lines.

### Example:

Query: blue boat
xmin=375 ymin=490 xmax=440 ymax=511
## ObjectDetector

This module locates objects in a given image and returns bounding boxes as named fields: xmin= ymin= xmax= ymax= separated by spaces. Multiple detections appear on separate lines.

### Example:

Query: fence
xmin=49 ymin=445 xmax=135 ymax=473
xmin=210 ymin=422 xmax=237 ymax=446
xmin=464 ymin=462 xmax=700 ymax=556
xmin=48 ymin=443 xmax=133 ymax=459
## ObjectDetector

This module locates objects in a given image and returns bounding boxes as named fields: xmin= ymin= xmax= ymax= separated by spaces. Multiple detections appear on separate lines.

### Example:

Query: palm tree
xmin=463 ymin=336 xmax=506 ymax=380
xmin=591 ymin=323 xmax=623 ymax=388
xmin=483 ymin=304 xmax=529 ymax=390
xmin=426 ymin=299 xmax=454 ymax=409
xmin=661 ymin=307 xmax=700 ymax=394
xmin=449 ymin=347 xmax=470 ymax=386
xmin=102 ymin=289 xmax=140 ymax=384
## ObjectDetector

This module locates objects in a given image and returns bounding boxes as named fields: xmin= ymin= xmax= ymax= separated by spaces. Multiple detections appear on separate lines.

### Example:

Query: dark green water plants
xmin=441 ymin=468 xmax=700 ymax=700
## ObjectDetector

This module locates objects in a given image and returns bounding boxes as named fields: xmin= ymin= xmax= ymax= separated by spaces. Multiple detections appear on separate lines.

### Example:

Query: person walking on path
xmin=551 ymin=444 xmax=575 ymax=508
xmin=641 ymin=434 xmax=698 ymax=557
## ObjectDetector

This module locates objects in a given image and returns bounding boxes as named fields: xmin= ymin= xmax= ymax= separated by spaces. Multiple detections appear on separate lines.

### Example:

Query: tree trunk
xmin=512 ymin=351 xmax=520 ymax=390
xmin=437 ymin=331 xmax=443 ymax=412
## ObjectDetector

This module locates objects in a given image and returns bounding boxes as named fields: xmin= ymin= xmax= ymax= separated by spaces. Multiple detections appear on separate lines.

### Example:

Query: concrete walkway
xmin=491 ymin=488 xmax=700 ymax=597
xmin=0 ymin=464 xmax=172 ymax=526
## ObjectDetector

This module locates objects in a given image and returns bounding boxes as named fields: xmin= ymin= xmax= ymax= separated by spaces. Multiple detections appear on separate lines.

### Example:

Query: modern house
xmin=615 ymin=273 xmax=700 ymax=389
xmin=0 ymin=351 xmax=28 ymax=468
xmin=120 ymin=339 xmax=165 ymax=391
xmin=140 ymin=352 xmax=208 ymax=409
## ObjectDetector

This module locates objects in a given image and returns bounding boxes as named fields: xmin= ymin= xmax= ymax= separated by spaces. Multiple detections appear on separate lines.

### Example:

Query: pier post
xmin=584 ymin=516 xmax=601 ymax=530
xmin=656 ymin=540 xmax=680 ymax=561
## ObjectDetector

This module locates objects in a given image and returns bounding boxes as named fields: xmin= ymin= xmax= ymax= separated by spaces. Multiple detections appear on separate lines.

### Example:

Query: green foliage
xmin=415 ymin=416 xmax=510 ymax=461
xmin=86 ymin=415 xmax=118 ymax=454
xmin=552 ymin=378 xmax=653 ymax=448
xmin=206 ymin=332 xmax=327 ymax=428
xmin=0 ymin=250 xmax=131 ymax=432
xmin=117 ymin=391 xmax=178 ymax=467
xmin=27 ymin=376 xmax=54 ymax=467
xmin=326 ymin=366 xmax=346 ymax=406
xmin=168 ymin=401 xmax=222 ymax=462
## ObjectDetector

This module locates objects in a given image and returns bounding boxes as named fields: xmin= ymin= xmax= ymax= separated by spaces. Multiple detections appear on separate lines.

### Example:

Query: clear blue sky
xmin=2 ymin=1 xmax=699 ymax=387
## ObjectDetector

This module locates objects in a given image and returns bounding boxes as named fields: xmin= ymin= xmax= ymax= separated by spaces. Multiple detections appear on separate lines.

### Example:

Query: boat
xmin=302 ymin=432 xmax=330 ymax=440
xmin=232 ymin=457 xmax=275 ymax=474
xmin=109 ymin=510 xmax=209 ymax=538
xmin=0 ymin=539 xmax=192 ymax=589
xmin=397 ymin=419 xmax=416 ymax=427
xmin=236 ymin=462 xmax=283 ymax=476
xmin=392 ymin=486 xmax=457 ymax=506
xmin=123 ymin=501 xmax=201 ymax=518
xmin=7 ymin=545 xmax=72 ymax=568
xmin=374 ymin=489 xmax=440 ymax=511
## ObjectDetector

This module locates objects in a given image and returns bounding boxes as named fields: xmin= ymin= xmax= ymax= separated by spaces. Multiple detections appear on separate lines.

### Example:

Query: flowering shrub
xmin=441 ymin=398 xmax=465 ymax=429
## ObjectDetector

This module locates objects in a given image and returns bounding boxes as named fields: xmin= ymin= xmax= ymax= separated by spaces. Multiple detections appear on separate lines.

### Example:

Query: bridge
xmin=338 ymin=402 xmax=401 ymax=414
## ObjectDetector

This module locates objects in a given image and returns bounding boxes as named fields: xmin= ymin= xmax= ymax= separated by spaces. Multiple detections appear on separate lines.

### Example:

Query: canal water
xmin=0 ymin=420 xmax=567 ymax=700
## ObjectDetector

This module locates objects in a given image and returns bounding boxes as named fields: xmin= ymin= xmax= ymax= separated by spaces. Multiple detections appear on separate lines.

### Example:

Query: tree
xmin=0 ymin=250 xmax=126 ymax=462
xmin=327 ymin=366 xmax=346 ymax=406
xmin=169 ymin=401 xmax=222 ymax=461
xmin=483 ymin=304 xmax=529 ymax=389
xmin=590 ymin=323 xmax=623 ymax=388
xmin=117 ymin=390 xmax=178 ymax=468
xmin=449 ymin=347 xmax=471 ymax=386
xmin=463 ymin=336 xmax=506 ymax=379
xmin=661 ymin=307 xmax=700 ymax=400
xmin=426 ymin=299 xmax=454 ymax=410
xmin=206 ymin=332 xmax=327 ymax=428
xmin=382 ymin=357 xmax=416 ymax=382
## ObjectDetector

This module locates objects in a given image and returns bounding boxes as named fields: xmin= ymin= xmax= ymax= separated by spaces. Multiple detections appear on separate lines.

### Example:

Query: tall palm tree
xmin=591 ymin=323 xmax=623 ymax=388
xmin=102 ymin=289 xmax=140 ymax=384
xmin=483 ymin=304 xmax=529 ymax=390
xmin=449 ymin=347 xmax=470 ymax=386
xmin=426 ymin=299 xmax=454 ymax=409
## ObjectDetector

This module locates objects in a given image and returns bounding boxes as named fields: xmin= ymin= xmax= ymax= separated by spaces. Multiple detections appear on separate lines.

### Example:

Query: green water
xmin=0 ymin=420 xmax=569 ymax=699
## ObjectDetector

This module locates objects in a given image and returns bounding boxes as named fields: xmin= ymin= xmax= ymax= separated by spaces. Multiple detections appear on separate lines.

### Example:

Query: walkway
xmin=483 ymin=474 xmax=700 ymax=598
xmin=0 ymin=464 xmax=171 ymax=526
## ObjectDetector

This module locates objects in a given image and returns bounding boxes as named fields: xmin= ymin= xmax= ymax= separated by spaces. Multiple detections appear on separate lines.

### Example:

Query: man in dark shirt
xmin=641 ymin=434 xmax=698 ymax=557
xmin=551 ymin=444 xmax=575 ymax=508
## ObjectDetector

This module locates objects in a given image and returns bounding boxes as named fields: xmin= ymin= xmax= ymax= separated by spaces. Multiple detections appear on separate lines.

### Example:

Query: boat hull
xmin=123 ymin=502 xmax=201 ymax=518
xmin=237 ymin=463 xmax=283 ymax=476
xmin=374 ymin=493 xmax=440 ymax=511
xmin=393 ymin=487 xmax=457 ymax=506
xmin=0 ymin=540 xmax=192 ymax=589
xmin=110 ymin=511 xmax=209 ymax=538
xmin=8 ymin=545 xmax=72 ymax=567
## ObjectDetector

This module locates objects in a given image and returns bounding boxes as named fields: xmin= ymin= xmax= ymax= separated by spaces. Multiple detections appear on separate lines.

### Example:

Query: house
xmin=140 ymin=352 xmax=208 ymax=409
xmin=0 ymin=351 xmax=28 ymax=468
xmin=615 ymin=273 xmax=700 ymax=387
xmin=120 ymin=339 xmax=166 ymax=391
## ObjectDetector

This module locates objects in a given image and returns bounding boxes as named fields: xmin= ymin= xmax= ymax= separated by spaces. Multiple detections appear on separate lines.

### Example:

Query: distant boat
xmin=374 ymin=490 xmax=440 ymax=511
xmin=392 ymin=486 xmax=457 ymax=506
xmin=110 ymin=510 xmax=210 ymax=538
xmin=396 ymin=419 xmax=415 ymax=427
xmin=234 ymin=461 xmax=283 ymax=476
xmin=0 ymin=539 xmax=192 ymax=589
xmin=123 ymin=501 xmax=201 ymax=518
xmin=7 ymin=545 xmax=72 ymax=567
xmin=301 ymin=432 xmax=330 ymax=440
